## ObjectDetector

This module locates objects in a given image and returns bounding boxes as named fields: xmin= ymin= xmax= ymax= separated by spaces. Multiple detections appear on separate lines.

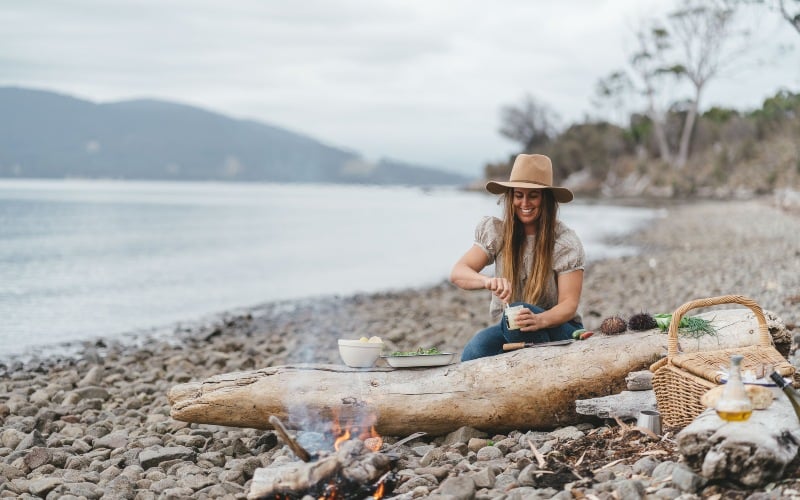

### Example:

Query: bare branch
xmin=779 ymin=0 xmax=800 ymax=34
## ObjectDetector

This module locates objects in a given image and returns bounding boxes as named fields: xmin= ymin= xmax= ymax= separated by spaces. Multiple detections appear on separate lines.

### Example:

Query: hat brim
xmin=485 ymin=180 xmax=574 ymax=203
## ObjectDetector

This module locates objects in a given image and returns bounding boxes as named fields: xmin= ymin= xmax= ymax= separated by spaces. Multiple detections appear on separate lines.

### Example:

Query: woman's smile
xmin=513 ymin=188 xmax=542 ymax=228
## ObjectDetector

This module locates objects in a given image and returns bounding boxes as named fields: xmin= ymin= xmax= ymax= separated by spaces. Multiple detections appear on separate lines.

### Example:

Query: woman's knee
xmin=461 ymin=324 xmax=504 ymax=361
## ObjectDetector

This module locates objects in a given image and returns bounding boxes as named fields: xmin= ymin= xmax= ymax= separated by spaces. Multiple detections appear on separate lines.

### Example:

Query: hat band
xmin=510 ymin=179 xmax=552 ymax=187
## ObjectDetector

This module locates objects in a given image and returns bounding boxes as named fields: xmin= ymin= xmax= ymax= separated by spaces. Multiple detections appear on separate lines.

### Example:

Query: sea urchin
xmin=628 ymin=312 xmax=658 ymax=331
xmin=599 ymin=315 xmax=628 ymax=335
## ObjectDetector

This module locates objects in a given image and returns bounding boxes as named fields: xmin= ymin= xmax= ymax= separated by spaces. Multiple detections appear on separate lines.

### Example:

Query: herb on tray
xmin=390 ymin=347 xmax=442 ymax=357
xmin=654 ymin=313 xmax=718 ymax=339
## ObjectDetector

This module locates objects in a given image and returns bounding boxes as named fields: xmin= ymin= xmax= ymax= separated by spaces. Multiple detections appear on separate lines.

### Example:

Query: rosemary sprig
xmin=653 ymin=313 xmax=718 ymax=339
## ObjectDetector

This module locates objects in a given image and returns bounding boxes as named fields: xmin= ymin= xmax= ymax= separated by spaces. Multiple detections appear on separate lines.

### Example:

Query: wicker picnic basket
xmin=649 ymin=294 xmax=795 ymax=428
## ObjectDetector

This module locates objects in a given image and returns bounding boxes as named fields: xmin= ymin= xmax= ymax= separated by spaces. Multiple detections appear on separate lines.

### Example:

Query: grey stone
xmin=226 ymin=456 xmax=261 ymax=479
xmin=159 ymin=486 xmax=195 ymax=498
xmin=180 ymin=473 xmax=216 ymax=491
xmin=28 ymin=389 xmax=53 ymax=406
xmin=61 ymin=482 xmax=103 ymax=499
xmin=197 ymin=451 xmax=226 ymax=467
xmin=78 ymin=366 xmax=104 ymax=387
xmin=413 ymin=444 xmax=435 ymax=457
xmin=493 ymin=472 xmax=518 ymax=491
xmin=414 ymin=466 xmax=451 ymax=480
xmin=23 ymin=447 xmax=51 ymax=470
xmin=468 ymin=438 xmax=489 ymax=453
xmin=475 ymin=446 xmax=503 ymax=461
xmin=437 ymin=475 xmax=476 ymax=499
xmin=149 ymin=477 xmax=178 ymax=493
xmin=420 ymin=447 xmax=445 ymax=467
xmin=470 ymin=467 xmax=495 ymax=489
xmin=651 ymin=487 xmax=682 ymax=499
xmin=94 ymin=431 xmax=129 ymax=450
xmin=71 ymin=386 xmax=111 ymax=401
xmin=537 ymin=439 xmax=556 ymax=454
xmin=0 ymin=462 xmax=24 ymax=480
xmin=594 ymin=469 xmax=616 ymax=483
xmin=170 ymin=433 xmax=206 ymax=449
xmin=632 ymin=456 xmax=660 ymax=476
xmin=671 ymin=464 xmax=707 ymax=493
xmin=27 ymin=477 xmax=62 ymax=496
xmin=652 ymin=461 xmax=679 ymax=481
xmin=443 ymin=427 xmax=488 ymax=446
xmin=517 ymin=463 xmax=542 ymax=487
xmin=217 ymin=469 xmax=244 ymax=483
xmin=614 ymin=479 xmax=645 ymax=500
xmin=493 ymin=437 xmax=517 ymax=453
xmin=15 ymin=430 xmax=46 ymax=452
xmin=1 ymin=429 xmax=25 ymax=449
xmin=548 ymin=426 xmax=585 ymax=441
xmin=395 ymin=475 xmax=438 ymax=494
xmin=138 ymin=446 xmax=196 ymax=469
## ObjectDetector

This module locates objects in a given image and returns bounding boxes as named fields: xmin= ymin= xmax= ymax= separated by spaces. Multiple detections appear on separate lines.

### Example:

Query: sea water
xmin=0 ymin=179 xmax=662 ymax=360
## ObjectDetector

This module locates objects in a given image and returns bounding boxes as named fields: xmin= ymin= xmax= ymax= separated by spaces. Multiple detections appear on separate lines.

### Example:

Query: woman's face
xmin=512 ymin=188 xmax=543 ymax=226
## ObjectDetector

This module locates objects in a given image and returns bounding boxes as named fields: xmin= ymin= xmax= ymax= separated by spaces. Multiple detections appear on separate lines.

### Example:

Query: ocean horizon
xmin=0 ymin=179 xmax=663 ymax=362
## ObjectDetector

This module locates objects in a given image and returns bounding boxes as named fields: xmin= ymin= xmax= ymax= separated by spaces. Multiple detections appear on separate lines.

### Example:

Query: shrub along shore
xmin=1 ymin=198 xmax=799 ymax=498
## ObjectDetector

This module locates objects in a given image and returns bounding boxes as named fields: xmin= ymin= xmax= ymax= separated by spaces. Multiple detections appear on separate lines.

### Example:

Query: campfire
xmin=248 ymin=414 xmax=399 ymax=499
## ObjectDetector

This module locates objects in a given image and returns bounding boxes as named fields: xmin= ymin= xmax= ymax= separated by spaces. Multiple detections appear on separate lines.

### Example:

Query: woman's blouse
xmin=474 ymin=216 xmax=585 ymax=323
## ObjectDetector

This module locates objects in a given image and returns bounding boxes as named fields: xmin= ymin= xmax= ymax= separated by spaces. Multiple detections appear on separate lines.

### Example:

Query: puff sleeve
xmin=473 ymin=216 xmax=503 ymax=265
xmin=553 ymin=223 xmax=586 ymax=275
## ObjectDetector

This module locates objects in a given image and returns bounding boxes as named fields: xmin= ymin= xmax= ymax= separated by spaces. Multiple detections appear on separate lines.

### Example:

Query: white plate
xmin=381 ymin=353 xmax=456 ymax=368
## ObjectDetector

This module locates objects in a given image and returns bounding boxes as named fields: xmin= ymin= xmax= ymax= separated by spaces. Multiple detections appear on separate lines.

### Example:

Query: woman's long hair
xmin=498 ymin=189 xmax=558 ymax=305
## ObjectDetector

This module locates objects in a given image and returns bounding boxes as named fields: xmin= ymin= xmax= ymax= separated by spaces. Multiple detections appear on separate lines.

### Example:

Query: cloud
xmin=1 ymin=0 xmax=797 ymax=176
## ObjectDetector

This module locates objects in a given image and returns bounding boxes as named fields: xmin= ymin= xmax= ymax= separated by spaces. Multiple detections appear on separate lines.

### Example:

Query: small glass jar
xmin=715 ymin=354 xmax=753 ymax=422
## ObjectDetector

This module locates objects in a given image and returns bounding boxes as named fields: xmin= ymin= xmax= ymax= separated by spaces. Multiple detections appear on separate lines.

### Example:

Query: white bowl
xmin=338 ymin=339 xmax=383 ymax=368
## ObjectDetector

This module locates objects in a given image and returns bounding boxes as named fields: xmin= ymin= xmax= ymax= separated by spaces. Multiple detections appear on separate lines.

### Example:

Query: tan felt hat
xmin=485 ymin=154 xmax=573 ymax=203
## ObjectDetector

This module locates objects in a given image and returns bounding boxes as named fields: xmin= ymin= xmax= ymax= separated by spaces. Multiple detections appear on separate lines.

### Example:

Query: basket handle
xmin=666 ymin=294 xmax=771 ymax=359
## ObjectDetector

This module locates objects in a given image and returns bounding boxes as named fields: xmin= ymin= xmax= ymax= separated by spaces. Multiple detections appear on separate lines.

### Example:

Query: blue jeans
xmin=461 ymin=302 xmax=583 ymax=361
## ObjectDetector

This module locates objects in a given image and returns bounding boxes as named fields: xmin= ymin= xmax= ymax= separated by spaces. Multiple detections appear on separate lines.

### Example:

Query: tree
xmin=667 ymin=0 xmax=745 ymax=168
xmin=596 ymin=0 xmax=749 ymax=169
xmin=498 ymin=94 xmax=560 ymax=153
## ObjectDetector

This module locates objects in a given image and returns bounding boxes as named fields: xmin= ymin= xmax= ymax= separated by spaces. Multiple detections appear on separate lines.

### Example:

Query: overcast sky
xmin=1 ymin=1 xmax=797 ymax=177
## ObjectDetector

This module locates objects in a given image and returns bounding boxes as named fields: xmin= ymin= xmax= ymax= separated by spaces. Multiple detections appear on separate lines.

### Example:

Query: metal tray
xmin=381 ymin=352 xmax=456 ymax=368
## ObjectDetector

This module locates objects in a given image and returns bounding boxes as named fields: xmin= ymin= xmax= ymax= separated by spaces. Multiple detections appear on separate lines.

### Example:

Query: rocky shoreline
xmin=1 ymin=198 xmax=799 ymax=499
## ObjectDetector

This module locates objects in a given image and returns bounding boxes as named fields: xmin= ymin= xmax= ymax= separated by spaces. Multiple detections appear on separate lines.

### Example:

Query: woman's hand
xmin=515 ymin=308 xmax=548 ymax=332
xmin=484 ymin=277 xmax=512 ymax=303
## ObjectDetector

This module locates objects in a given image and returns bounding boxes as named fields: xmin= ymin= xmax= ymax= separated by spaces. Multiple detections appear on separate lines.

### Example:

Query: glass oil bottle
xmin=715 ymin=354 xmax=753 ymax=422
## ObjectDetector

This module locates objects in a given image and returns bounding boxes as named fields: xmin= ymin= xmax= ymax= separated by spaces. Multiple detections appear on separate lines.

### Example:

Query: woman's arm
xmin=450 ymin=245 xmax=512 ymax=303
xmin=515 ymin=270 xmax=584 ymax=332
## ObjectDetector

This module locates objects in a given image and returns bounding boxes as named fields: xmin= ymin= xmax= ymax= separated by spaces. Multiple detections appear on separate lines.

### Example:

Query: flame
xmin=330 ymin=408 xmax=382 ymax=452
xmin=333 ymin=427 xmax=351 ymax=451
xmin=372 ymin=481 xmax=385 ymax=499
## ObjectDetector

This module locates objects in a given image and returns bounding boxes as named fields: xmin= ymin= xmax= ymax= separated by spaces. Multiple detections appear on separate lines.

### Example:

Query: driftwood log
xmin=575 ymin=390 xmax=657 ymax=420
xmin=676 ymin=392 xmax=800 ymax=487
xmin=169 ymin=309 xmax=788 ymax=436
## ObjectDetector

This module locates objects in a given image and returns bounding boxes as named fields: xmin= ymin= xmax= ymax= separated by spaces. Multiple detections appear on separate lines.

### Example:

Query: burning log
xmin=168 ymin=309 xmax=788 ymax=435
xmin=247 ymin=439 xmax=396 ymax=499
xmin=269 ymin=415 xmax=312 ymax=462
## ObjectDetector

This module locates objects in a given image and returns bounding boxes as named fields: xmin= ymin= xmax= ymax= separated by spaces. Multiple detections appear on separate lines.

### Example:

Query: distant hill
xmin=0 ymin=87 xmax=471 ymax=186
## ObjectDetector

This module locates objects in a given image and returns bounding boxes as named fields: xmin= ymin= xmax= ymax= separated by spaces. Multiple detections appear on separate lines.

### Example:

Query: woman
xmin=451 ymin=154 xmax=585 ymax=361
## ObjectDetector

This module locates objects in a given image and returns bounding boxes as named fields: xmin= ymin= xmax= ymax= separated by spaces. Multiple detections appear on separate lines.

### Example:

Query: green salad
xmin=390 ymin=347 xmax=442 ymax=357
